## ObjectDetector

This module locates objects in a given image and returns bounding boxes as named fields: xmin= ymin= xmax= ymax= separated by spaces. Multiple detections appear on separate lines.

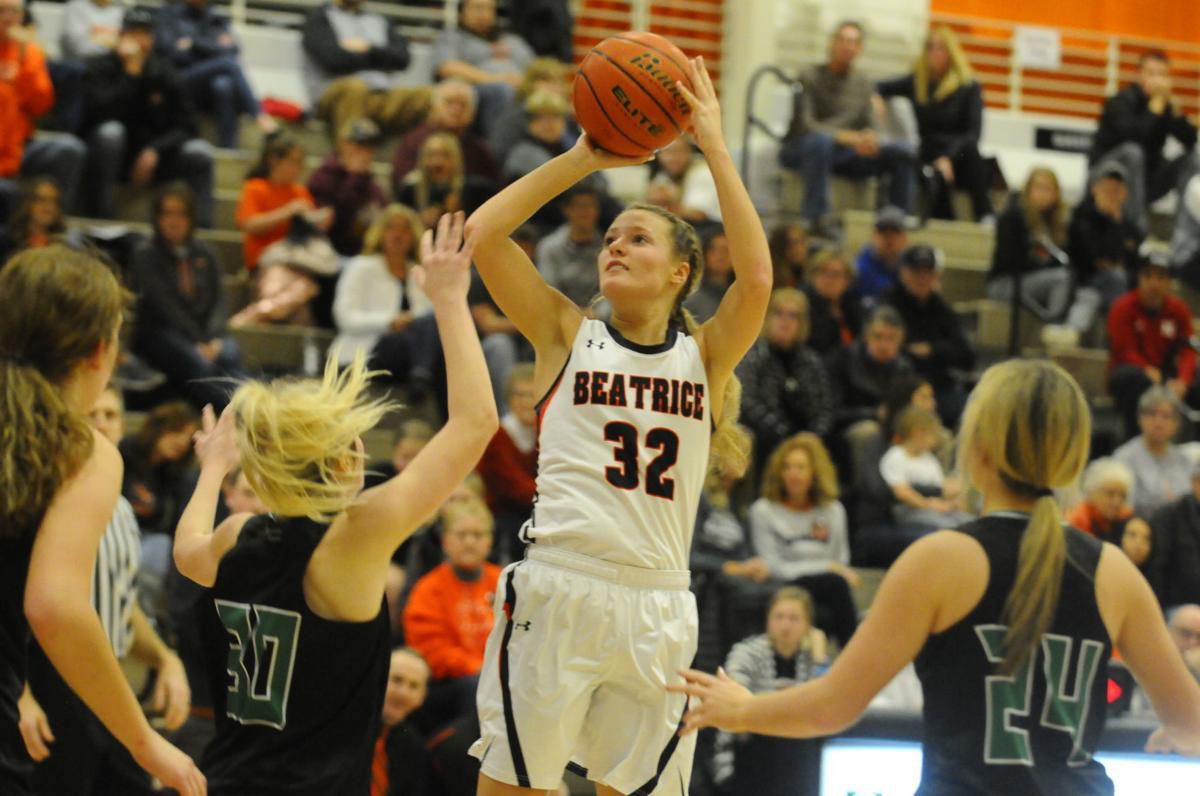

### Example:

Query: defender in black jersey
xmin=672 ymin=359 xmax=1200 ymax=793
xmin=174 ymin=213 xmax=496 ymax=795
xmin=0 ymin=248 xmax=204 ymax=796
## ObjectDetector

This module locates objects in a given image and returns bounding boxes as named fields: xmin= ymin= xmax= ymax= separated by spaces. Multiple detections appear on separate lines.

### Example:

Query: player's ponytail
xmin=957 ymin=360 xmax=1090 ymax=675
xmin=631 ymin=202 xmax=751 ymax=478
xmin=231 ymin=351 xmax=394 ymax=522
xmin=0 ymin=246 xmax=128 ymax=537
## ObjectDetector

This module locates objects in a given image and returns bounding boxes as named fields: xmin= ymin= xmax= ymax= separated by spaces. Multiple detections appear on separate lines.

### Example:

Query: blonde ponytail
xmin=956 ymin=359 xmax=1090 ymax=676
xmin=232 ymin=351 xmax=394 ymax=522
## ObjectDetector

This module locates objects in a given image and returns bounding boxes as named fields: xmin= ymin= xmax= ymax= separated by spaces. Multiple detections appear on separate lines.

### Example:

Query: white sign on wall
xmin=1014 ymin=25 xmax=1062 ymax=70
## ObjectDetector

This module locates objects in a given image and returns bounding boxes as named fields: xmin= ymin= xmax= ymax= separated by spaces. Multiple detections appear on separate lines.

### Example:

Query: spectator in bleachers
xmin=236 ymin=130 xmax=333 ymax=271
xmin=0 ymin=176 xmax=81 ymax=264
xmin=1172 ymin=174 xmax=1200 ymax=292
xmin=643 ymin=173 xmax=682 ymax=214
xmin=0 ymin=0 xmax=86 ymax=215
xmin=370 ymin=648 xmax=432 ymax=796
xmin=828 ymin=304 xmax=914 ymax=478
xmin=851 ymin=205 xmax=908 ymax=307
xmin=488 ymin=56 xmax=573 ymax=162
xmin=391 ymin=79 xmax=499 ymax=192
xmin=1066 ymin=458 xmax=1135 ymax=541
xmin=768 ymin=221 xmax=809 ymax=289
xmin=803 ymin=248 xmax=861 ymax=358
xmin=1115 ymin=385 xmax=1192 ymax=518
xmin=333 ymin=204 xmax=436 ymax=388
xmin=877 ymin=26 xmax=993 ymax=223
xmin=749 ymin=433 xmax=859 ymax=647
xmin=154 ymin=0 xmax=277 ymax=149
xmin=508 ymin=0 xmax=572 ymax=63
xmin=1090 ymin=50 xmax=1198 ymax=234
xmin=307 ymin=117 xmax=386 ymax=257
xmin=987 ymin=166 xmax=1074 ymax=324
xmin=879 ymin=406 xmax=970 ymax=534
xmin=432 ymin=0 xmax=535 ymax=136
xmin=1146 ymin=465 xmax=1200 ymax=608
xmin=534 ymin=183 xmax=602 ymax=309
xmin=1121 ymin=515 xmax=1153 ymax=571
xmin=781 ymin=20 xmax=916 ymax=236
xmin=120 ymin=400 xmax=199 ymax=537
xmin=302 ymin=0 xmax=431 ymax=145
xmin=1166 ymin=606 xmax=1200 ymax=679
xmin=650 ymin=136 xmax=721 ymax=224
xmin=1052 ymin=161 xmax=1143 ymax=347
xmin=131 ymin=182 xmax=245 ymax=411
xmin=1108 ymin=249 xmax=1199 ymax=438
xmin=81 ymin=6 xmax=215 ymax=226
xmin=60 ymin=0 xmax=120 ymax=60
xmin=228 ymin=221 xmax=339 ymax=328
xmin=879 ymin=372 xmax=952 ymax=467
xmin=402 ymin=498 xmax=501 ymax=726
xmin=711 ymin=586 xmax=828 ymax=795
xmin=883 ymin=243 xmax=972 ymax=425
xmin=685 ymin=226 xmax=734 ymax=322
xmin=396 ymin=132 xmax=493 ymax=230
xmin=476 ymin=364 xmax=537 ymax=563
xmin=737 ymin=288 xmax=835 ymax=477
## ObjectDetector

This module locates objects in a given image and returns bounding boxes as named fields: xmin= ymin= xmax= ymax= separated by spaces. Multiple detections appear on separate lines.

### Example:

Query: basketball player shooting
xmin=464 ymin=56 xmax=772 ymax=796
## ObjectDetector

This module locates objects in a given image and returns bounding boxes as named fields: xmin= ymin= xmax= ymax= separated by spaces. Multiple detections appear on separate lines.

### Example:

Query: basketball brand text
xmin=610 ymin=85 xmax=665 ymax=137
xmin=628 ymin=52 xmax=689 ymax=114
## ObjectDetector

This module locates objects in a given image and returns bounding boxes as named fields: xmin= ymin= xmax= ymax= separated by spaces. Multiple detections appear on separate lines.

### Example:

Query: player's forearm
xmin=736 ymin=681 xmax=852 ymax=738
xmin=173 ymin=465 xmax=225 ymax=579
xmin=433 ymin=299 xmax=499 ymax=440
xmin=705 ymin=148 xmax=772 ymax=290
xmin=468 ymin=148 xmax=594 ymax=242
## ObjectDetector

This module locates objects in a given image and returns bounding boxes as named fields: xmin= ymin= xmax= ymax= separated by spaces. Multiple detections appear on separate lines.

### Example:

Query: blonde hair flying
xmin=957 ymin=359 xmax=1091 ymax=675
xmin=230 ymin=352 xmax=393 ymax=522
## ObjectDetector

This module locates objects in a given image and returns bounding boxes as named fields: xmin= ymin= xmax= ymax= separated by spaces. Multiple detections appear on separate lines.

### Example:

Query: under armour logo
xmin=513 ymin=620 xmax=532 ymax=631
xmin=587 ymin=339 xmax=606 ymax=349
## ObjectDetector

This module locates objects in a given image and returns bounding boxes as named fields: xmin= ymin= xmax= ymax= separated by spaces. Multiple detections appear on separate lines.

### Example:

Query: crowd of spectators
xmin=3 ymin=2 xmax=1200 ymax=794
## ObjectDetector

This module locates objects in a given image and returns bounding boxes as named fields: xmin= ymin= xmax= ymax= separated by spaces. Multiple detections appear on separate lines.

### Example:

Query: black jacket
xmin=154 ymin=1 xmax=239 ymax=69
xmin=131 ymin=236 xmax=226 ymax=345
xmin=804 ymin=284 xmax=862 ymax=357
xmin=1148 ymin=495 xmax=1200 ymax=608
xmin=1090 ymin=82 xmax=1198 ymax=171
xmin=509 ymin=0 xmax=573 ymax=62
xmin=827 ymin=340 xmax=915 ymax=428
xmin=736 ymin=338 xmax=836 ymax=445
xmin=882 ymin=284 xmax=974 ymax=389
xmin=82 ymin=51 xmax=197 ymax=158
xmin=1066 ymin=197 xmax=1143 ymax=285
xmin=301 ymin=4 xmax=410 ymax=78
xmin=988 ymin=192 xmax=1070 ymax=281
xmin=877 ymin=74 xmax=983 ymax=163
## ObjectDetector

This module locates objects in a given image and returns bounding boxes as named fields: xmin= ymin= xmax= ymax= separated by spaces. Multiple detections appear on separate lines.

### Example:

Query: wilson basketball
xmin=573 ymin=32 xmax=693 ymax=158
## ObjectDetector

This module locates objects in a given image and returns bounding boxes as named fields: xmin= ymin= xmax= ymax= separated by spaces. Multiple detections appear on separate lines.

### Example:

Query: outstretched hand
xmin=667 ymin=667 xmax=753 ymax=736
xmin=415 ymin=212 xmax=474 ymax=305
xmin=193 ymin=405 xmax=239 ymax=475
xmin=675 ymin=56 xmax=725 ymax=156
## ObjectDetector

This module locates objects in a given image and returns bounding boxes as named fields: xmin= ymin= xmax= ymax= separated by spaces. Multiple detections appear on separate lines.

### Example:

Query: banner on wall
xmin=1014 ymin=25 xmax=1062 ymax=69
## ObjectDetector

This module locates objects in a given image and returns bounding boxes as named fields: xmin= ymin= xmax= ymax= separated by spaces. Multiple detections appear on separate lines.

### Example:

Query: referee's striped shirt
xmin=92 ymin=496 xmax=141 ymax=658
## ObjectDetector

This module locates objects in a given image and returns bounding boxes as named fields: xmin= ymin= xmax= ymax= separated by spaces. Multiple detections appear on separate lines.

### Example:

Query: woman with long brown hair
xmin=673 ymin=359 xmax=1200 ymax=793
xmin=0 ymin=246 xmax=204 ymax=795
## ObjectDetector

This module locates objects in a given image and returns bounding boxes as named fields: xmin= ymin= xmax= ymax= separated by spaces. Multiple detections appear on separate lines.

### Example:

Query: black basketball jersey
xmin=197 ymin=514 xmax=390 ymax=796
xmin=915 ymin=513 xmax=1114 ymax=795
xmin=0 ymin=532 xmax=36 ymax=795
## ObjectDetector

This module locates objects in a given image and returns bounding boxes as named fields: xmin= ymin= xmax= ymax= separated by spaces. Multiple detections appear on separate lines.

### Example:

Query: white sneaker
xmin=1041 ymin=324 xmax=1080 ymax=350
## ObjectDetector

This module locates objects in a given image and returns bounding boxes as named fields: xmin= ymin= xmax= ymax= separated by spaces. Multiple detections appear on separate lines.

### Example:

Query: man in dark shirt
xmin=882 ymin=244 xmax=973 ymax=425
xmin=1090 ymin=50 xmax=1198 ymax=233
xmin=307 ymin=117 xmax=386 ymax=256
xmin=81 ymin=6 xmax=215 ymax=225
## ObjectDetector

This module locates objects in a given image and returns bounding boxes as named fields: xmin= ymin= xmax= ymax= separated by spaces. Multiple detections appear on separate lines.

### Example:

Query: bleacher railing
xmin=931 ymin=12 xmax=1200 ymax=121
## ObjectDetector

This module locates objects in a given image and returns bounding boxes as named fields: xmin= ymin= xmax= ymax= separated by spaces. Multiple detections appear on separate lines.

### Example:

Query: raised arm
xmin=307 ymin=213 xmax=499 ymax=621
xmin=27 ymin=433 xmax=206 ymax=795
xmin=465 ymin=139 xmax=645 ymax=354
xmin=678 ymin=59 xmax=773 ymax=395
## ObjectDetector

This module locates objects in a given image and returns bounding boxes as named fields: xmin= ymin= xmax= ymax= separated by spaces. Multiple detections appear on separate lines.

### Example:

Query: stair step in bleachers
xmin=230 ymin=323 xmax=334 ymax=375
xmin=959 ymin=299 xmax=1047 ymax=353
xmin=843 ymin=209 xmax=995 ymax=265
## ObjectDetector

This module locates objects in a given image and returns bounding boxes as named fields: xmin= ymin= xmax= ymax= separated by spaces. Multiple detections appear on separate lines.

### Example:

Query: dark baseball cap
xmin=874 ymin=205 xmax=908 ymax=232
xmin=1093 ymin=160 xmax=1128 ymax=184
xmin=343 ymin=118 xmax=382 ymax=146
xmin=901 ymin=243 xmax=943 ymax=271
xmin=122 ymin=6 xmax=156 ymax=31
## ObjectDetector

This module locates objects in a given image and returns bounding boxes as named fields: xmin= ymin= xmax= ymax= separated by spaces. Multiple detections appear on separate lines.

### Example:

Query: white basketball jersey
xmin=522 ymin=318 xmax=711 ymax=571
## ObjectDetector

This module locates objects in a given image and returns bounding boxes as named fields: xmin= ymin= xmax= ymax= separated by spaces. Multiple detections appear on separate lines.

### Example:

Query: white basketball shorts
xmin=469 ymin=545 xmax=698 ymax=794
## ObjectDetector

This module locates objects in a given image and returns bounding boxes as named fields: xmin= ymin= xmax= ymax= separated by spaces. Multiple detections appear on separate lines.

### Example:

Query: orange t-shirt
xmin=0 ymin=40 xmax=54 ymax=177
xmin=402 ymin=561 xmax=501 ymax=680
xmin=235 ymin=178 xmax=313 ymax=269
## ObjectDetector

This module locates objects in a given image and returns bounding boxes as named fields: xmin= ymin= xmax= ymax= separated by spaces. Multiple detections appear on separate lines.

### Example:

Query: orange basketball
xmin=573 ymin=32 xmax=693 ymax=158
